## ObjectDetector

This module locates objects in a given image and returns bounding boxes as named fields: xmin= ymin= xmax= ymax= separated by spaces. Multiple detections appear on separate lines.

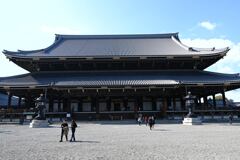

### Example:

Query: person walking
xmin=70 ymin=119 xmax=77 ymax=142
xmin=152 ymin=116 xmax=155 ymax=129
xmin=144 ymin=116 xmax=148 ymax=126
xmin=59 ymin=119 xmax=69 ymax=142
xmin=148 ymin=116 xmax=153 ymax=130
xmin=137 ymin=116 xmax=142 ymax=126
xmin=229 ymin=113 xmax=233 ymax=125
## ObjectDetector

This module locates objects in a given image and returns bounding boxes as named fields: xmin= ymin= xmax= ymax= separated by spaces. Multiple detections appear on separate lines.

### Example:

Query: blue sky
xmin=0 ymin=0 xmax=240 ymax=100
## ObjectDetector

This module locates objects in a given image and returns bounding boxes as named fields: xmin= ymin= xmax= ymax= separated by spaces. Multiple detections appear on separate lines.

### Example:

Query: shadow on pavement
xmin=0 ymin=130 xmax=12 ymax=134
xmin=151 ymin=129 xmax=170 ymax=132
xmin=71 ymin=140 xmax=100 ymax=143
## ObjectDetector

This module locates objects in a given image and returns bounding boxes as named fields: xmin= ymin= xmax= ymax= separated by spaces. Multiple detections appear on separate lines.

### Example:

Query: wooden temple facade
xmin=1 ymin=33 xmax=240 ymax=120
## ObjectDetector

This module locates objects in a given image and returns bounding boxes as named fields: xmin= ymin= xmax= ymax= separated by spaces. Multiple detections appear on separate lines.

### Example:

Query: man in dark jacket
xmin=70 ymin=119 xmax=77 ymax=142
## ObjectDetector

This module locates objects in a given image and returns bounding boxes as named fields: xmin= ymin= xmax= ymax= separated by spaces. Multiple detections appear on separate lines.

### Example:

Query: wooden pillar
xmin=173 ymin=97 xmax=176 ymax=111
xmin=107 ymin=97 xmax=111 ymax=111
xmin=134 ymin=97 xmax=138 ymax=112
xmin=95 ymin=96 xmax=100 ymax=120
xmin=78 ymin=98 xmax=82 ymax=112
xmin=68 ymin=98 xmax=71 ymax=113
xmin=194 ymin=97 xmax=198 ymax=110
xmin=95 ymin=97 xmax=99 ymax=114
xmin=162 ymin=97 xmax=168 ymax=116
xmin=24 ymin=96 xmax=29 ymax=109
xmin=7 ymin=93 xmax=12 ymax=109
xmin=48 ymin=97 xmax=53 ymax=112
xmin=91 ymin=97 xmax=95 ymax=112
xmin=123 ymin=97 xmax=128 ymax=111
xmin=58 ymin=99 xmax=62 ymax=112
xmin=152 ymin=97 xmax=157 ymax=111
xmin=63 ymin=98 xmax=71 ymax=113
xmin=222 ymin=91 xmax=226 ymax=107
xmin=138 ymin=96 xmax=143 ymax=111
xmin=63 ymin=99 xmax=67 ymax=112
xmin=212 ymin=94 xmax=216 ymax=109
xmin=26 ymin=93 xmax=33 ymax=109
xmin=180 ymin=97 xmax=185 ymax=110
xmin=203 ymin=96 xmax=208 ymax=109
xmin=134 ymin=96 xmax=142 ymax=111
xmin=18 ymin=97 xmax=22 ymax=108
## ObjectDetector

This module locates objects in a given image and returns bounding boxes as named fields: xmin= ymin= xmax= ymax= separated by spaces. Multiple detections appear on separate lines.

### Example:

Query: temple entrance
xmin=113 ymin=102 xmax=121 ymax=111
xmin=111 ymin=98 xmax=124 ymax=111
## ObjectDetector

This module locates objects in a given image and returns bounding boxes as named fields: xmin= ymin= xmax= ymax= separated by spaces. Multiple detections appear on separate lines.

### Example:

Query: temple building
xmin=1 ymin=33 xmax=240 ymax=120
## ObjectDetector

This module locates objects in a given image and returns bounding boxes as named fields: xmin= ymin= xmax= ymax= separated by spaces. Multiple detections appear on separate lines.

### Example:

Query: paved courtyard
xmin=1 ymin=121 xmax=240 ymax=160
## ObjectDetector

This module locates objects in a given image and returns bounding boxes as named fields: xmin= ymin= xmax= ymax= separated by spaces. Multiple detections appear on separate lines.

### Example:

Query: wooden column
xmin=173 ymin=97 xmax=176 ymax=111
xmin=63 ymin=98 xmax=71 ymax=113
xmin=18 ymin=97 xmax=22 ymax=108
xmin=78 ymin=98 xmax=82 ymax=112
xmin=194 ymin=97 xmax=198 ymax=110
xmin=162 ymin=97 xmax=168 ymax=117
xmin=139 ymin=96 xmax=143 ymax=111
xmin=63 ymin=99 xmax=67 ymax=112
xmin=134 ymin=96 xmax=142 ymax=111
xmin=26 ymin=93 xmax=33 ymax=109
xmin=48 ymin=97 xmax=53 ymax=112
xmin=152 ymin=97 xmax=157 ymax=111
xmin=95 ymin=96 xmax=100 ymax=120
xmin=7 ymin=93 xmax=12 ymax=109
xmin=95 ymin=97 xmax=99 ymax=114
xmin=24 ymin=96 xmax=29 ymax=109
xmin=180 ymin=98 xmax=185 ymax=110
xmin=123 ymin=97 xmax=128 ymax=111
xmin=107 ymin=97 xmax=111 ymax=111
xmin=222 ymin=91 xmax=226 ymax=107
xmin=58 ymin=99 xmax=62 ymax=112
xmin=212 ymin=94 xmax=216 ymax=109
xmin=203 ymin=96 xmax=208 ymax=110
xmin=134 ymin=97 xmax=138 ymax=112
xmin=91 ymin=97 xmax=96 ymax=112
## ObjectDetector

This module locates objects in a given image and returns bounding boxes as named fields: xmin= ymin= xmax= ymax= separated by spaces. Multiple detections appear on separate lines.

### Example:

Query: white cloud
xmin=40 ymin=25 xmax=82 ymax=35
xmin=182 ymin=38 xmax=240 ymax=73
xmin=199 ymin=21 xmax=216 ymax=30
xmin=182 ymin=38 xmax=240 ymax=101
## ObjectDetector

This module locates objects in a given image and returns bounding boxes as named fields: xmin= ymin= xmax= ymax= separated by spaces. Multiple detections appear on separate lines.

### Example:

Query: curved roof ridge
xmin=198 ymin=70 xmax=240 ymax=77
xmin=171 ymin=36 xmax=230 ymax=53
xmin=171 ymin=35 xmax=190 ymax=51
xmin=3 ymin=48 xmax=45 ymax=56
xmin=191 ymin=46 xmax=230 ymax=52
xmin=0 ymin=72 xmax=31 ymax=79
xmin=55 ymin=32 xmax=179 ymax=39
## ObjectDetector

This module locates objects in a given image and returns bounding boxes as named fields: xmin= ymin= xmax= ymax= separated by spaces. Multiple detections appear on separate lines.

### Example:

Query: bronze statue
xmin=185 ymin=91 xmax=196 ymax=118
xmin=34 ymin=94 xmax=46 ymax=120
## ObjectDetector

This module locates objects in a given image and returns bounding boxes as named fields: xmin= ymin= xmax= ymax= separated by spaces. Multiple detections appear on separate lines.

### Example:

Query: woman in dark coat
xmin=70 ymin=119 xmax=77 ymax=142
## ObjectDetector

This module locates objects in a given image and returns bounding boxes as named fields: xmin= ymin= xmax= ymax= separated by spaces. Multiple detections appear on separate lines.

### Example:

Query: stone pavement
xmin=1 ymin=121 xmax=240 ymax=160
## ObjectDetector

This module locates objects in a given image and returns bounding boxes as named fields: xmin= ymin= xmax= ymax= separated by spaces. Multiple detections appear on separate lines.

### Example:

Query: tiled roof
xmin=3 ymin=33 xmax=229 ymax=58
xmin=0 ymin=70 xmax=239 ymax=88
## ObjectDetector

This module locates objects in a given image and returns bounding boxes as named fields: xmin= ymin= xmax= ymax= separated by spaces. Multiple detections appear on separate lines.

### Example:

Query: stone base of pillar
xmin=29 ymin=119 xmax=49 ymax=128
xmin=182 ymin=117 xmax=202 ymax=125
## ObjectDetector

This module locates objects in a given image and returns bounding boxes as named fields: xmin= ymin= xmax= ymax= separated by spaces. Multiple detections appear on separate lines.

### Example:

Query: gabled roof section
xmin=3 ymin=33 xmax=229 ymax=59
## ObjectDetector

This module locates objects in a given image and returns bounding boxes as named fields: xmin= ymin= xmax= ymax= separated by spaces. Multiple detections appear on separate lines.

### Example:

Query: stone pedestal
xmin=29 ymin=119 xmax=49 ymax=128
xmin=182 ymin=117 xmax=202 ymax=125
